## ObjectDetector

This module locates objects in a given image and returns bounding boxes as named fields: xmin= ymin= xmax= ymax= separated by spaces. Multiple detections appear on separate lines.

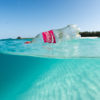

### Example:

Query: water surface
xmin=0 ymin=38 xmax=100 ymax=100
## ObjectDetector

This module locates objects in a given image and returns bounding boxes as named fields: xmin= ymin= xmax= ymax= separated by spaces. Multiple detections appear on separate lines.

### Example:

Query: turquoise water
xmin=1 ymin=38 xmax=100 ymax=58
xmin=0 ymin=38 xmax=100 ymax=100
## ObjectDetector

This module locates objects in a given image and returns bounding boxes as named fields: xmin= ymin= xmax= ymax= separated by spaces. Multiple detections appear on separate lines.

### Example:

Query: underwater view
xmin=1 ymin=0 xmax=100 ymax=99
xmin=0 ymin=38 xmax=100 ymax=100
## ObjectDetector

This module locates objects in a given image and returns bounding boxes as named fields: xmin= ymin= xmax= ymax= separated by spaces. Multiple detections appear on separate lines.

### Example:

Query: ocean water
xmin=0 ymin=38 xmax=100 ymax=100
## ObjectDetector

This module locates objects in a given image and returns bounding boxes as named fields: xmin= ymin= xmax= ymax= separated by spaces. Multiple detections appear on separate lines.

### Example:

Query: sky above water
xmin=0 ymin=0 xmax=100 ymax=39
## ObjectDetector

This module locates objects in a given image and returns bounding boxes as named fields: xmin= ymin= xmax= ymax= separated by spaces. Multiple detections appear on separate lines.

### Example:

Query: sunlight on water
xmin=0 ymin=38 xmax=100 ymax=100
xmin=0 ymin=54 xmax=100 ymax=100
xmin=17 ymin=59 xmax=100 ymax=100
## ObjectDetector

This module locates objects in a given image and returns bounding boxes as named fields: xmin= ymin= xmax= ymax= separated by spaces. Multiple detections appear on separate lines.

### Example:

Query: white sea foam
xmin=81 ymin=37 xmax=98 ymax=39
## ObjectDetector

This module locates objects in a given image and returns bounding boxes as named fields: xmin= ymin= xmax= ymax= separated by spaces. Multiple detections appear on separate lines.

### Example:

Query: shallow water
xmin=0 ymin=38 xmax=100 ymax=58
xmin=0 ymin=38 xmax=100 ymax=100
